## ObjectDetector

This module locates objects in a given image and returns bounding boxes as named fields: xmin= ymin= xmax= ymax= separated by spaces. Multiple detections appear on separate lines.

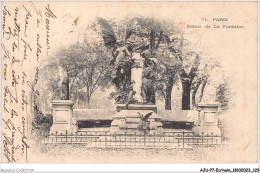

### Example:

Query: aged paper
xmin=1 ymin=1 xmax=258 ymax=164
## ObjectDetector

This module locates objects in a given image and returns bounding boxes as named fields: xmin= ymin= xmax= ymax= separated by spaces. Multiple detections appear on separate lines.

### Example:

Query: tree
xmin=158 ymin=28 xmax=200 ymax=110
xmin=58 ymin=41 xmax=112 ymax=108
xmin=154 ymin=21 xmax=183 ymax=110
xmin=215 ymin=79 xmax=232 ymax=110
xmin=178 ymin=52 xmax=200 ymax=110
xmin=41 ymin=63 xmax=61 ymax=100
xmin=41 ymin=39 xmax=112 ymax=109
xmin=155 ymin=42 xmax=180 ymax=110
xmin=159 ymin=26 xmax=221 ymax=110
xmin=40 ymin=17 xmax=231 ymax=112
xmin=191 ymin=57 xmax=220 ymax=109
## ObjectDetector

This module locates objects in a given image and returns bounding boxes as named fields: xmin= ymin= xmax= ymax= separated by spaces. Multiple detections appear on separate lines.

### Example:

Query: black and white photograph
xmin=1 ymin=1 xmax=258 ymax=171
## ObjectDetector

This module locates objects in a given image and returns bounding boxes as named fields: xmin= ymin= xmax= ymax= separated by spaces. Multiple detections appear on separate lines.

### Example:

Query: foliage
xmin=109 ymin=89 xmax=129 ymax=104
xmin=40 ymin=39 xmax=112 ymax=109
xmin=34 ymin=111 xmax=53 ymax=125
xmin=39 ymin=16 xmax=232 ymax=111
xmin=215 ymin=77 xmax=232 ymax=110
xmin=99 ymin=17 xmax=231 ymax=110
xmin=190 ymin=55 xmax=220 ymax=109
xmin=154 ymin=41 xmax=181 ymax=109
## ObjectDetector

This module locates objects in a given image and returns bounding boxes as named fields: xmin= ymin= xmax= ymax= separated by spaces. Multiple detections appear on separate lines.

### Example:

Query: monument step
xmin=126 ymin=124 xmax=139 ymax=129
xmin=116 ymin=104 xmax=157 ymax=112
xmin=126 ymin=121 xmax=139 ymax=124
xmin=126 ymin=119 xmax=141 ymax=123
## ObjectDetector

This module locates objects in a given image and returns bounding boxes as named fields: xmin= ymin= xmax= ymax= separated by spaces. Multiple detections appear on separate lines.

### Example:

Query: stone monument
xmin=50 ymin=68 xmax=78 ymax=135
xmin=111 ymin=104 xmax=163 ymax=135
xmin=192 ymin=103 xmax=221 ymax=136
xmin=95 ymin=18 xmax=164 ymax=135
xmin=49 ymin=100 xmax=78 ymax=134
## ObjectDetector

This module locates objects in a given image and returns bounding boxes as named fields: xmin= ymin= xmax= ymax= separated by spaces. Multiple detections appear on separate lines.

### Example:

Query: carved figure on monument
xmin=137 ymin=112 xmax=152 ymax=131
xmin=97 ymin=17 xmax=163 ymax=106
xmin=141 ymin=52 xmax=158 ymax=104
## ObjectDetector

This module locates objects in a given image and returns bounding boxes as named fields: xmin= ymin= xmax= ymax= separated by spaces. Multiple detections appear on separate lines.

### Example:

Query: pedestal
xmin=131 ymin=53 xmax=144 ymax=102
xmin=192 ymin=103 xmax=221 ymax=136
xmin=50 ymin=100 xmax=78 ymax=135
xmin=111 ymin=104 xmax=163 ymax=135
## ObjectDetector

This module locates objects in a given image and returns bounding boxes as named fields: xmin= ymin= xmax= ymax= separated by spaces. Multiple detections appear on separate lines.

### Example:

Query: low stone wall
xmin=73 ymin=109 xmax=198 ymax=122
xmin=158 ymin=110 xmax=197 ymax=122
xmin=73 ymin=109 xmax=115 ymax=120
xmin=51 ymin=101 xmax=221 ymax=136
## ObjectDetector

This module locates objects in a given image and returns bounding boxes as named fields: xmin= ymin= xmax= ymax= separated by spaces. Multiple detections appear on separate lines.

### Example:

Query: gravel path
xmin=33 ymin=144 xmax=229 ymax=163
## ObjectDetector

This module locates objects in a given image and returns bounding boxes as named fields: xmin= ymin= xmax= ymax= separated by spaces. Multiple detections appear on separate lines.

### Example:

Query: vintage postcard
xmin=1 ymin=1 xmax=258 ymax=165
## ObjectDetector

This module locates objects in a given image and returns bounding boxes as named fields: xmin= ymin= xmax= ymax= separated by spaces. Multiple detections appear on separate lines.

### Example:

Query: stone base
xmin=50 ymin=124 xmax=78 ymax=135
xmin=192 ymin=125 xmax=221 ymax=136
xmin=50 ymin=100 xmax=78 ymax=135
xmin=111 ymin=104 xmax=163 ymax=135
xmin=192 ymin=103 xmax=221 ymax=137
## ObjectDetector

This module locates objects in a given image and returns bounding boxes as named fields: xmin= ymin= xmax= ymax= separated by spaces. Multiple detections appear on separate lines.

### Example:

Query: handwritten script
xmin=1 ymin=2 xmax=57 ymax=163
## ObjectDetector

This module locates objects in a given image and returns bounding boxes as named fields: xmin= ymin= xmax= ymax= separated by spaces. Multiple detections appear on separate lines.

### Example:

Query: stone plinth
xmin=50 ymin=100 xmax=78 ymax=135
xmin=192 ymin=103 xmax=221 ymax=136
xmin=131 ymin=53 xmax=144 ymax=102
xmin=111 ymin=104 xmax=163 ymax=135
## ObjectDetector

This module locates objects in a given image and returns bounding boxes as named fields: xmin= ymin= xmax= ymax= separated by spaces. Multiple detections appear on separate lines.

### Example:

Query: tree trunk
xmin=165 ymin=77 xmax=174 ymax=110
xmin=191 ymin=80 xmax=201 ymax=108
xmin=198 ymin=80 xmax=207 ymax=103
xmin=86 ymin=98 xmax=90 ymax=109
xmin=191 ymin=92 xmax=196 ymax=109
xmin=179 ymin=65 xmax=198 ymax=110
xmin=66 ymin=76 xmax=70 ymax=100
xmin=86 ymin=85 xmax=90 ymax=109
xmin=181 ymin=80 xmax=192 ymax=110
